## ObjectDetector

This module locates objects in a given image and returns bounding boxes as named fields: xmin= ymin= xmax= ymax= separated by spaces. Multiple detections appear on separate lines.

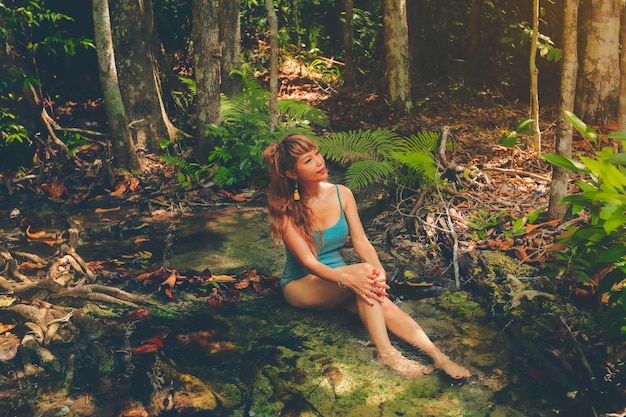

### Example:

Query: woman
xmin=263 ymin=133 xmax=470 ymax=379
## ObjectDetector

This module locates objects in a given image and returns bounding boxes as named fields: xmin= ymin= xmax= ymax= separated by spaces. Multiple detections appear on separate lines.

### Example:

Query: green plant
xmin=466 ymin=208 xmax=502 ymax=239
xmin=543 ymin=111 xmax=626 ymax=343
xmin=159 ymin=155 xmax=212 ymax=189
xmin=318 ymin=129 xmax=445 ymax=189
xmin=204 ymin=64 xmax=329 ymax=188
xmin=499 ymin=118 xmax=535 ymax=148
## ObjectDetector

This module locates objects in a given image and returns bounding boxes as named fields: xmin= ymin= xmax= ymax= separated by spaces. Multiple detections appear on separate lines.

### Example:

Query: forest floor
xmin=1 ymin=57 xmax=625 ymax=415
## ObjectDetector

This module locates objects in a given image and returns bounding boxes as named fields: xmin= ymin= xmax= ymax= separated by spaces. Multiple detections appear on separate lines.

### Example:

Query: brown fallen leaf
xmin=95 ymin=206 xmax=121 ymax=213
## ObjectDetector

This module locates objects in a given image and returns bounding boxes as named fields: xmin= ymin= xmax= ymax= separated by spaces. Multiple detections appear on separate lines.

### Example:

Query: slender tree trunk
xmin=619 ymin=1 xmax=626 ymax=152
xmin=382 ymin=0 xmax=412 ymax=112
xmin=548 ymin=0 xmax=578 ymax=220
xmin=575 ymin=0 xmax=620 ymax=125
xmin=529 ymin=0 xmax=541 ymax=155
xmin=265 ymin=0 xmax=278 ymax=132
xmin=92 ymin=0 xmax=140 ymax=170
xmin=465 ymin=0 xmax=483 ymax=87
xmin=219 ymin=0 xmax=242 ymax=98
xmin=109 ymin=0 xmax=173 ymax=153
xmin=192 ymin=0 xmax=221 ymax=162
xmin=342 ymin=0 xmax=356 ymax=86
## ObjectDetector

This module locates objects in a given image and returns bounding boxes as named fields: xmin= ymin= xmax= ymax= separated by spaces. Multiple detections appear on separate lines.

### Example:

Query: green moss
xmin=440 ymin=290 xmax=487 ymax=320
xmin=471 ymin=250 xmax=537 ymax=281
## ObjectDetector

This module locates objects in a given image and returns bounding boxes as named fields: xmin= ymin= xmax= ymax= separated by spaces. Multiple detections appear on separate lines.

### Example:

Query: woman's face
xmin=291 ymin=147 xmax=327 ymax=182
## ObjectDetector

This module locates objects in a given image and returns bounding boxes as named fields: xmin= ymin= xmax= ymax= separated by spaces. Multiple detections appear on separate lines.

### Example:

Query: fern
xmin=159 ymin=155 xmax=206 ymax=183
xmin=278 ymin=99 xmax=329 ymax=128
xmin=344 ymin=160 xmax=396 ymax=189
xmin=318 ymin=129 xmax=399 ymax=163
xmin=320 ymin=128 xmax=442 ymax=190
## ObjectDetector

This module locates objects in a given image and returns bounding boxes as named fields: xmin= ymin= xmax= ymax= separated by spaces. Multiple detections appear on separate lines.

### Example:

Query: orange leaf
xmin=134 ymin=237 xmax=150 ymax=244
xmin=18 ymin=261 xmax=46 ymax=271
xmin=0 ymin=321 xmax=17 ymax=334
xmin=161 ymin=270 xmax=178 ymax=290
xmin=109 ymin=180 xmax=128 ymax=197
xmin=25 ymin=225 xmax=47 ymax=239
xmin=525 ymin=219 xmax=560 ymax=234
xmin=95 ymin=206 xmax=121 ymax=213
xmin=129 ymin=177 xmax=141 ymax=192
xmin=210 ymin=274 xmax=237 ymax=282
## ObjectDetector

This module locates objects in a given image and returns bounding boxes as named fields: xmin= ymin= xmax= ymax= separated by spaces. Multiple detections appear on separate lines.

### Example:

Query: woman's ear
xmin=285 ymin=170 xmax=297 ymax=180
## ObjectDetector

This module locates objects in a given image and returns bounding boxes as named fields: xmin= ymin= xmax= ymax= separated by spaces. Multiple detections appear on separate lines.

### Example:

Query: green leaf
xmin=542 ymin=154 xmax=588 ymax=172
xmin=563 ymin=110 xmax=598 ymax=142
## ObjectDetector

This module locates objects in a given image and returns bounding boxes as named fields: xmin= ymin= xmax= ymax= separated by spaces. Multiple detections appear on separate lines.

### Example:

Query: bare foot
xmin=378 ymin=349 xmax=432 ymax=379
xmin=432 ymin=352 xmax=470 ymax=379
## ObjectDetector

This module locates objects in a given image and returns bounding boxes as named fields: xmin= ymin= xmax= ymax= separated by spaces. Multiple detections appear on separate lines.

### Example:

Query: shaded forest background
xmin=1 ymin=1 xmax=626 ymax=415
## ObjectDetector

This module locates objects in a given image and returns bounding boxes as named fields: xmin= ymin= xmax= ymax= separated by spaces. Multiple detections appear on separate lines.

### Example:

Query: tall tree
xmin=191 ymin=0 xmax=221 ymax=162
xmin=109 ymin=0 xmax=177 ymax=154
xmin=382 ymin=0 xmax=411 ymax=111
xmin=619 ymin=0 xmax=626 ymax=152
xmin=575 ymin=0 xmax=620 ymax=124
xmin=266 ymin=0 xmax=278 ymax=132
xmin=341 ymin=0 xmax=356 ymax=86
xmin=547 ymin=0 xmax=578 ymax=220
xmin=529 ymin=0 xmax=541 ymax=155
xmin=219 ymin=0 xmax=242 ymax=98
xmin=92 ymin=0 xmax=140 ymax=170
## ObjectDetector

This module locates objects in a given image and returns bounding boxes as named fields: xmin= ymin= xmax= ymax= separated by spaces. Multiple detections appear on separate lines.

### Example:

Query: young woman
xmin=263 ymin=133 xmax=470 ymax=379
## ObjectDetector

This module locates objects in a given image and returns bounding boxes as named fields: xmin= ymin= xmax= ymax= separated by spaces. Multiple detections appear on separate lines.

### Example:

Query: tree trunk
xmin=92 ymin=0 xmax=140 ymax=170
xmin=575 ymin=0 xmax=620 ymax=125
xmin=548 ymin=0 xmax=578 ymax=220
xmin=341 ymin=0 xmax=356 ymax=86
xmin=383 ymin=0 xmax=412 ymax=112
xmin=109 ymin=0 xmax=177 ymax=154
xmin=465 ymin=0 xmax=483 ymax=87
xmin=219 ymin=0 xmax=242 ymax=98
xmin=619 ymin=1 xmax=626 ymax=152
xmin=265 ymin=0 xmax=278 ymax=132
xmin=192 ymin=0 xmax=221 ymax=162
xmin=529 ymin=0 xmax=541 ymax=155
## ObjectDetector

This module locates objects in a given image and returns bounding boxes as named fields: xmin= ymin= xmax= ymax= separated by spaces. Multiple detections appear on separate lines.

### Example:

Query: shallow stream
xmin=0 ymin=203 xmax=607 ymax=416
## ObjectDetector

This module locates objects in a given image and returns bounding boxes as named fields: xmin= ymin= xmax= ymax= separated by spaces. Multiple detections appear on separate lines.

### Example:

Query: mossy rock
xmin=439 ymin=290 xmax=487 ymax=320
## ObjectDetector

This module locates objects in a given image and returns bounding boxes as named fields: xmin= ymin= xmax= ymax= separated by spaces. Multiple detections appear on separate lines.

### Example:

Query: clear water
xmin=0 ymin=205 xmax=617 ymax=416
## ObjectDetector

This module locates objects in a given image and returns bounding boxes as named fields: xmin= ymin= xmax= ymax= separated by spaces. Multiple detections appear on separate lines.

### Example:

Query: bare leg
xmin=354 ymin=295 xmax=431 ymax=378
xmin=283 ymin=265 xmax=430 ymax=378
xmin=377 ymin=298 xmax=470 ymax=379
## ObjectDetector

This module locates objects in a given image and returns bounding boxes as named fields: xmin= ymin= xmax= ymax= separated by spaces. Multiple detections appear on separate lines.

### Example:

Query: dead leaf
xmin=40 ymin=180 xmax=67 ymax=198
xmin=18 ymin=261 xmax=46 ymax=271
xmin=95 ymin=206 xmax=121 ymax=213
xmin=525 ymin=219 xmax=560 ymax=234
xmin=210 ymin=274 xmax=237 ymax=282
xmin=25 ymin=226 xmax=47 ymax=239
xmin=0 ymin=321 xmax=17 ymax=334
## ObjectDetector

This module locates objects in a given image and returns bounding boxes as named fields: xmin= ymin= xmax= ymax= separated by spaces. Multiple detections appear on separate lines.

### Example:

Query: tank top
xmin=281 ymin=185 xmax=349 ymax=289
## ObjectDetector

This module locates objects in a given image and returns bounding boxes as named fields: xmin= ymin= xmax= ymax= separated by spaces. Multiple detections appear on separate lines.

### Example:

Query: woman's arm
xmin=339 ymin=185 xmax=385 ymax=274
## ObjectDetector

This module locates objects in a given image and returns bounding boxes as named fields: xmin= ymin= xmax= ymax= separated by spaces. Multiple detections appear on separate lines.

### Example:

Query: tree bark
xmin=619 ymin=0 xmax=626 ymax=152
xmin=92 ymin=0 xmax=140 ymax=170
xmin=109 ymin=0 xmax=176 ymax=154
xmin=191 ymin=0 xmax=221 ymax=162
xmin=265 ymin=0 xmax=278 ymax=132
xmin=575 ymin=0 xmax=620 ymax=125
xmin=383 ymin=0 xmax=412 ymax=112
xmin=341 ymin=0 xmax=356 ymax=86
xmin=529 ymin=0 xmax=541 ymax=155
xmin=219 ymin=0 xmax=242 ymax=98
xmin=548 ymin=0 xmax=578 ymax=221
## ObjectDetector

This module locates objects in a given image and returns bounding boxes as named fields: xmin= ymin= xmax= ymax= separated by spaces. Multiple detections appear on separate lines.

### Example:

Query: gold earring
xmin=293 ymin=180 xmax=300 ymax=201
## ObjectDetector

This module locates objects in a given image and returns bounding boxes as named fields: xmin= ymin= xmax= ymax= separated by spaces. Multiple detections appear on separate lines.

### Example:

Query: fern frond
xmin=319 ymin=129 xmax=400 ymax=164
xmin=394 ymin=131 xmax=442 ymax=153
xmin=278 ymin=99 xmax=329 ymax=128
xmin=344 ymin=160 xmax=395 ymax=189
xmin=159 ymin=155 xmax=202 ymax=181
xmin=391 ymin=151 xmax=437 ymax=186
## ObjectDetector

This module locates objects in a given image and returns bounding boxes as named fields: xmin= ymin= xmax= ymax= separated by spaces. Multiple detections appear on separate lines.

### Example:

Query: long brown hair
xmin=263 ymin=133 xmax=319 ymax=254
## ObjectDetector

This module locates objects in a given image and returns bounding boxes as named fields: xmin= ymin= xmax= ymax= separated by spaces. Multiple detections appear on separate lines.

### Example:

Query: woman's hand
xmin=344 ymin=265 xmax=389 ymax=306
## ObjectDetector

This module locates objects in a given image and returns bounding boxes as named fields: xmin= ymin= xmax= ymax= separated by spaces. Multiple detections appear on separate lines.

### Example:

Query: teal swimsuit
xmin=281 ymin=185 xmax=349 ymax=290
